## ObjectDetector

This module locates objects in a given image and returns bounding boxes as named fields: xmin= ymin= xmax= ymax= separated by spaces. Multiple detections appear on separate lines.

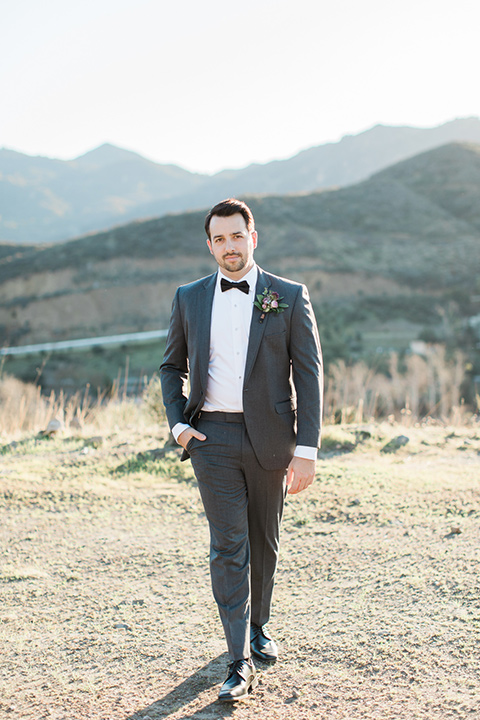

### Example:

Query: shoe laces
xmin=227 ymin=658 xmax=252 ymax=679
xmin=251 ymin=623 xmax=271 ymax=640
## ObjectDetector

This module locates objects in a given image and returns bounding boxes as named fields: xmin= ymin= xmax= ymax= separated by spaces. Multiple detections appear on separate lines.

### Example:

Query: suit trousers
xmin=186 ymin=412 xmax=287 ymax=661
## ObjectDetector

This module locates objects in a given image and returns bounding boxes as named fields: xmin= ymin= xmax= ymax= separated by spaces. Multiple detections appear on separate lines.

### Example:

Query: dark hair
xmin=204 ymin=198 xmax=255 ymax=239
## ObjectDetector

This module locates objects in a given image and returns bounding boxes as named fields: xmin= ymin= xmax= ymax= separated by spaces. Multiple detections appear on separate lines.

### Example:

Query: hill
xmin=2 ymin=118 xmax=480 ymax=245
xmin=0 ymin=143 xmax=202 ymax=245
xmin=1 ymin=142 xmax=479 ymax=384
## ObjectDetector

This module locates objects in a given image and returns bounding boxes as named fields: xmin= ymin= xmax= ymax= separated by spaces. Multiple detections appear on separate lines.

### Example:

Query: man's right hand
xmin=177 ymin=427 xmax=207 ymax=450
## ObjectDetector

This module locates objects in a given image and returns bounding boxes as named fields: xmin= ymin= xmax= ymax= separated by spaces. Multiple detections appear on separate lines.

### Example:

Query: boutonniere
xmin=254 ymin=287 xmax=289 ymax=323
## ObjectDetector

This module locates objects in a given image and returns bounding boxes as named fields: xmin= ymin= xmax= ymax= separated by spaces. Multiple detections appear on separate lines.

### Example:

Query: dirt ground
xmin=1 ymin=421 xmax=480 ymax=719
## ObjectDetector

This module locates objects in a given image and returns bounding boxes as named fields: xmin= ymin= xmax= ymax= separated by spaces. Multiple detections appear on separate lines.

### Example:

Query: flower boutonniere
xmin=254 ymin=287 xmax=289 ymax=323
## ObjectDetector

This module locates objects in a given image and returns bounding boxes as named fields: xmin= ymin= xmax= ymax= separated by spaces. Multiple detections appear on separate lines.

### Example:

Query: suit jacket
xmin=159 ymin=266 xmax=323 ymax=471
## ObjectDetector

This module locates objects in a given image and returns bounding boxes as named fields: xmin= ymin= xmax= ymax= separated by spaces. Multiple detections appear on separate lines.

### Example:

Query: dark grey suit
xmin=160 ymin=266 xmax=323 ymax=659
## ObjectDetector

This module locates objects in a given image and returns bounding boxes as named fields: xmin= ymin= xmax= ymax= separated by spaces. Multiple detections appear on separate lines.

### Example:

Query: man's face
xmin=207 ymin=213 xmax=257 ymax=279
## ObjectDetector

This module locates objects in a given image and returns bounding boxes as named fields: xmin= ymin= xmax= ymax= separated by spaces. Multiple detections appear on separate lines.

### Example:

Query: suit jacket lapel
xmin=197 ymin=272 xmax=216 ymax=391
xmin=244 ymin=268 xmax=272 ymax=384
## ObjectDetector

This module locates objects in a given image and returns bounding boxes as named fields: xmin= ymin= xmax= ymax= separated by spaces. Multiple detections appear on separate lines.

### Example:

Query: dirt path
xmin=1 ymin=423 xmax=479 ymax=719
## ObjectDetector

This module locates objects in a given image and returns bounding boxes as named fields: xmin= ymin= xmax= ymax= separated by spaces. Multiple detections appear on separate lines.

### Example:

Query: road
xmin=0 ymin=329 xmax=168 ymax=357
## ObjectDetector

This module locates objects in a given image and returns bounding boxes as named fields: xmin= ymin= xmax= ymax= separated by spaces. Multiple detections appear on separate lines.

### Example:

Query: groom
xmin=160 ymin=198 xmax=323 ymax=701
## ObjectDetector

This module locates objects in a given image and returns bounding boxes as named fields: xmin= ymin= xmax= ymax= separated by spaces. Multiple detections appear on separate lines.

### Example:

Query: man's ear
xmin=252 ymin=230 xmax=258 ymax=249
xmin=206 ymin=239 xmax=213 ymax=255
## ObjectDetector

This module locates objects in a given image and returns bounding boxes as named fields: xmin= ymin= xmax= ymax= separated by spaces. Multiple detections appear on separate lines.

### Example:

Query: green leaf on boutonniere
xmin=253 ymin=288 xmax=289 ymax=314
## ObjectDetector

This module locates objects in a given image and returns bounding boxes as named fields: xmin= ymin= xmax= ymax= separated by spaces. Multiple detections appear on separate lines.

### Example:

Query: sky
xmin=2 ymin=0 xmax=480 ymax=175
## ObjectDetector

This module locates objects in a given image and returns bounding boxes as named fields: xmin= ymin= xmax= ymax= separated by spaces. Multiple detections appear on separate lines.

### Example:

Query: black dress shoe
xmin=250 ymin=623 xmax=278 ymax=663
xmin=218 ymin=658 xmax=257 ymax=701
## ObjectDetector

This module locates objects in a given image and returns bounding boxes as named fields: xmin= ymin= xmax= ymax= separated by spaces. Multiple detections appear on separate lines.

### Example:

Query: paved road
xmin=0 ymin=329 xmax=168 ymax=357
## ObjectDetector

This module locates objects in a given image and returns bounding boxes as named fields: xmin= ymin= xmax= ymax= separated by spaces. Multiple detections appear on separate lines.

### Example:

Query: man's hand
xmin=286 ymin=456 xmax=316 ymax=495
xmin=177 ymin=427 xmax=207 ymax=450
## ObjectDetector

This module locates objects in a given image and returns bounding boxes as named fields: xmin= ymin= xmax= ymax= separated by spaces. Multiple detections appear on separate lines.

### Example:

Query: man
xmin=160 ymin=198 xmax=323 ymax=701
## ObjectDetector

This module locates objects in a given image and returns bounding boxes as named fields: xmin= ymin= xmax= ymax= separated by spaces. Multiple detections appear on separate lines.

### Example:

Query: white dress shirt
xmin=202 ymin=264 xmax=257 ymax=412
xmin=172 ymin=264 xmax=316 ymax=461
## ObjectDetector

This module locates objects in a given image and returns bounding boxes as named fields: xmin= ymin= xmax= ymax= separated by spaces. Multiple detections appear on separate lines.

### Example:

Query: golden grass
xmin=324 ymin=346 xmax=477 ymax=426
xmin=1 ymin=346 xmax=477 ymax=440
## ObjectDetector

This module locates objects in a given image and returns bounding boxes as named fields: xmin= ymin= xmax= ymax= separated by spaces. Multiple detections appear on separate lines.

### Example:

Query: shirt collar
xmin=216 ymin=264 xmax=258 ymax=294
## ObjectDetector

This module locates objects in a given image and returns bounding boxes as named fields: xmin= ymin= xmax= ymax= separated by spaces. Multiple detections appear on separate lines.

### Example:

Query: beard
xmin=219 ymin=253 xmax=247 ymax=273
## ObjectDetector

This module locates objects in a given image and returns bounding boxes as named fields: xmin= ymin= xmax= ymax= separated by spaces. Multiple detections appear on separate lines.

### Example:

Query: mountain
xmin=73 ymin=143 xmax=148 ymax=168
xmin=2 ymin=117 xmax=480 ymax=245
xmin=1 ymin=142 xmax=479 ymax=370
xmin=0 ymin=144 xmax=203 ymax=244
xmin=187 ymin=116 xmax=480 ymax=196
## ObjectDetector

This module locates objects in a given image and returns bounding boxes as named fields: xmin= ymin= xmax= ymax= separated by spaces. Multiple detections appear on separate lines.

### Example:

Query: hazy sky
xmin=2 ymin=0 xmax=479 ymax=174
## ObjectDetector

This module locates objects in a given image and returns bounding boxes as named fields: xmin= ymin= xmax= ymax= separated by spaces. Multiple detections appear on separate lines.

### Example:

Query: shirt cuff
xmin=294 ymin=445 xmax=318 ymax=461
xmin=172 ymin=422 xmax=191 ymax=443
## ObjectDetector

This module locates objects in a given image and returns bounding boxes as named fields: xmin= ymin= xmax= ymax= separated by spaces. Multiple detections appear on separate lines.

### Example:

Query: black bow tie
xmin=220 ymin=278 xmax=250 ymax=295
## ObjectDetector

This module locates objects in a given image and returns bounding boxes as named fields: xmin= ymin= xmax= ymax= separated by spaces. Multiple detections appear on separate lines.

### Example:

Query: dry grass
xmin=1 ymin=347 xmax=477 ymax=440
xmin=0 ymin=374 xmax=98 ymax=436
xmin=324 ymin=346 xmax=477 ymax=426
xmin=0 ymin=372 xmax=164 ymax=439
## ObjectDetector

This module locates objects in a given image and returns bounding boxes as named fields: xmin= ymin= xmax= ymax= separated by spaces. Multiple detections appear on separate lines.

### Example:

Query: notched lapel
xmin=196 ymin=273 xmax=216 ymax=390
xmin=244 ymin=270 xmax=272 ymax=383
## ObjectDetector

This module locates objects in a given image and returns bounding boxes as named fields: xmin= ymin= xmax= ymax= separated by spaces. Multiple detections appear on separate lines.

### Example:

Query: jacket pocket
xmin=275 ymin=397 xmax=297 ymax=414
